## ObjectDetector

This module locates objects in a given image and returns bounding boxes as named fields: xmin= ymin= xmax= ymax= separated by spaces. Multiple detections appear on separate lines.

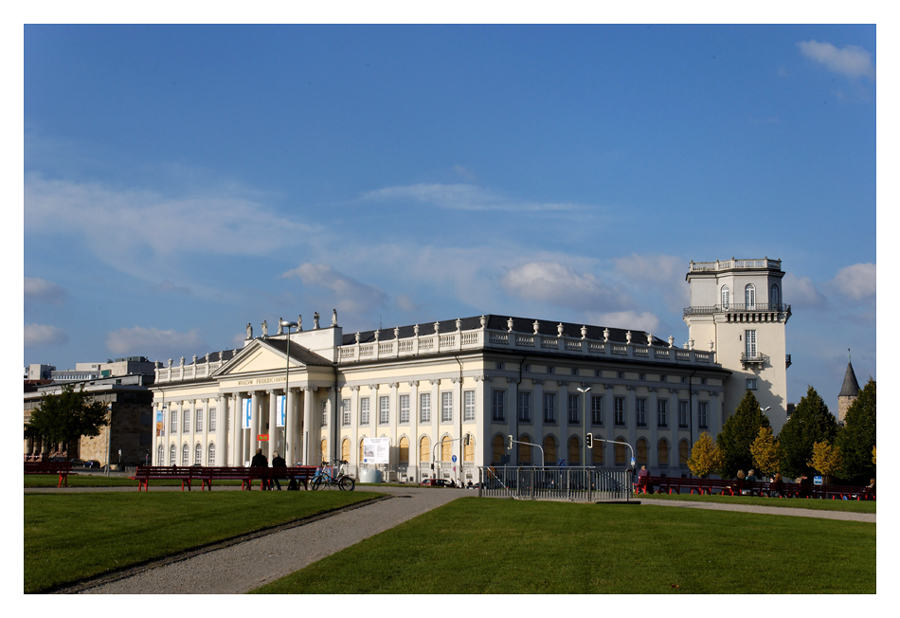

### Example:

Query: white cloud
xmin=395 ymin=294 xmax=419 ymax=312
xmin=281 ymin=263 xmax=388 ymax=316
xmin=25 ymin=323 xmax=69 ymax=346
xmin=612 ymin=253 xmax=690 ymax=312
xmin=830 ymin=263 xmax=876 ymax=300
xmin=105 ymin=326 xmax=206 ymax=360
xmin=783 ymin=272 xmax=825 ymax=308
xmin=357 ymin=183 xmax=583 ymax=212
xmin=586 ymin=310 xmax=660 ymax=334
xmin=797 ymin=40 xmax=875 ymax=80
xmin=24 ymin=277 xmax=66 ymax=305
xmin=500 ymin=261 xmax=633 ymax=312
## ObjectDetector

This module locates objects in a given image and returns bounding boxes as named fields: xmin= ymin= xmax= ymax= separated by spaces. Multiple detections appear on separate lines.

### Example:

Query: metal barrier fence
xmin=477 ymin=466 xmax=634 ymax=502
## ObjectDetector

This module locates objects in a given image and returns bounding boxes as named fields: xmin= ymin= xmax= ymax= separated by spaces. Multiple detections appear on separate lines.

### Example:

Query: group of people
xmin=250 ymin=448 xmax=287 ymax=490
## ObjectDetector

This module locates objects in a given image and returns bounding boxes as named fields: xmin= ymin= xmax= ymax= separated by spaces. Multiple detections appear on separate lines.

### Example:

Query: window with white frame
xmin=342 ymin=398 xmax=351 ymax=426
xmin=591 ymin=395 xmax=603 ymax=425
xmin=322 ymin=400 xmax=328 ymax=426
xmin=170 ymin=410 xmax=177 ymax=433
xmin=195 ymin=408 xmax=203 ymax=433
xmin=183 ymin=408 xmax=190 ymax=432
xmin=746 ymin=378 xmax=758 ymax=390
xmin=543 ymin=392 xmax=556 ymax=423
xmin=157 ymin=444 xmax=164 ymax=465
xmin=745 ymin=329 xmax=757 ymax=358
xmin=379 ymin=396 xmax=390 ymax=424
xmin=492 ymin=390 xmax=505 ymax=422
xmin=517 ymin=391 xmax=531 ymax=422
xmin=441 ymin=392 xmax=453 ymax=422
xmin=698 ymin=401 xmax=708 ymax=428
xmin=464 ymin=390 xmax=476 ymax=421
xmin=678 ymin=400 xmax=689 ymax=428
xmin=182 ymin=443 xmax=189 ymax=465
xmin=568 ymin=394 xmax=579 ymax=424
xmin=657 ymin=399 xmax=668 ymax=427
xmin=360 ymin=398 xmax=370 ymax=425
xmin=399 ymin=394 xmax=410 ymax=423
xmin=169 ymin=444 xmax=176 ymax=465
xmin=636 ymin=398 xmax=647 ymax=426
xmin=420 ymin=393 xmax=431 ymax=423
xmin=721 ymin=284 xmax=730 ymax=309
xmin=194 ymin=443 xmax=202 ymax=465
xmin=614 ymin=397 xmax=626 ymax=426
xmin=209 ymin=408 xmax=216 ymax=432
xmin=745 ymin=284 xmax=756 ymax=309
xmin=771 ymin=284 xmax=780 ymax=306
xmin=207 ymin=442 xmax=215 ymax=465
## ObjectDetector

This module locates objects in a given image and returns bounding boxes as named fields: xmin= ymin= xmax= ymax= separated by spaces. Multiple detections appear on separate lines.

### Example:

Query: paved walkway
xmin=27 ymin=485 xmax=872 ymax=594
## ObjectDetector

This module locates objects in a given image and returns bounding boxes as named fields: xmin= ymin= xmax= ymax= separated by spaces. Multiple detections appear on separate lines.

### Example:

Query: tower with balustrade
xmin=683 ymin=258 xmax=791 ymax=434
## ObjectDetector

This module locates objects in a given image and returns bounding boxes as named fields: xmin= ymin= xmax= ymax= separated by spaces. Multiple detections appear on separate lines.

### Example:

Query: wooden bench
xmin=814 ymin=484 xmax=876 ymax=501
xmin=131 ymin=465 xmax=320 ymax=491
xmin=131 ymin=466 xmax=196 ymax=491
xmin=635 ymin=475 xmax=874 ymax=500
xmin=24 ymin=461 xmax=76 ymax=488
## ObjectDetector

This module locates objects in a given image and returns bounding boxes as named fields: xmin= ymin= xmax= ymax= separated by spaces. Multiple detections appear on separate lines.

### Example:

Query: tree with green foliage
xmin=835 ymin=378 xmax=876 ymax=483
xmin=24 ymin=385 xmax=109 ymax=457
xmin=809 ymin=441 xmax=843 ymax=484
xmin=777 ymin=386 xmax=837 ymax=479
xmin=716 ymin=391 xmax=770 ymax=477
xmin=750 ymin=426 xmax=782 ymax=478
xmin=687 ymin=432 xmax=724 ymax=478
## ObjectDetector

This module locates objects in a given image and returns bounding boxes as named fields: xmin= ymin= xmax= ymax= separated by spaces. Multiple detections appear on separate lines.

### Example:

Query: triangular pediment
xmin=213 ymin=339 xmax=304 ymax=378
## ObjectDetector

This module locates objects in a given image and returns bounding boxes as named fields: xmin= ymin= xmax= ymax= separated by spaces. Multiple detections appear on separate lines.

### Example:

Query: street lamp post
xmin=105 ymin=403 xmax=112 ymax=477
xmin=280 ymin=320 xmax=298 ymax=465
xmin=577 ymin=386 xmax=591 ymax=466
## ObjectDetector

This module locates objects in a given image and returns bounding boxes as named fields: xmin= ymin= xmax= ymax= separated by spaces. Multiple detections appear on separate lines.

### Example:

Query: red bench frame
xmin=635 ymin=475 xmax=873 ymax=500
xmin=24 ymin=461 xmax=76 ymax=488
xmin=131 ymin=465 xmax=319 ymax=491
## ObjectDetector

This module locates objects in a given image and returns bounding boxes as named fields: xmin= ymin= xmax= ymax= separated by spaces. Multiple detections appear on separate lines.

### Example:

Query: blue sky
xmin=22 ymin=23 xmax=876 ymax=408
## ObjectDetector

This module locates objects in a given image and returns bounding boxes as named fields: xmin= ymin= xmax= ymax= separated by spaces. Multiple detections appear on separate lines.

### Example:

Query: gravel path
xmin=74 ymin=486 xmax=466 ymax=594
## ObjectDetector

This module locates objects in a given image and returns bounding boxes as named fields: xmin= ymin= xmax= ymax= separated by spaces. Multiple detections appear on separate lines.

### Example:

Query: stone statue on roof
xmin=246 ymin=323 xmax=253 ymax=339
xmin=332 ymin=309 xmax=338 ymax=326
xmin=313 ymin=312 xmax=320 ymax=329
xmin=262 ymin=320 xmax=268 ymax=338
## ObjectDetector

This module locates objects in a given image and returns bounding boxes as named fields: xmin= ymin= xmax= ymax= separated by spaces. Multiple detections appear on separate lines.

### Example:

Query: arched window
xmin=770 ymin=284 xmax=780 ymax=306
xmin=636 ymin=438 xmax=648 ymax=466
xmin=169 ymin=444 xmax=176 ymax=465
xmin=320 ymin=439 xmax=327 ymax=464
xmin=658 ymin=439 xmax=669 ymax=467
xmin=614 ymin=438 xmax=627 ymax=466
xmin=464 ymin=437 xmax=474 ymax=462
xmin=543 ymin=435 xmax=557 ymax=466
xmin=679 ymin=440 xmax=690 ymax=466
xmin=518 ymin=434 xmax=532 ymax=464
xmin=568 ymin=436 xmax=580 ymax=467
xmin=745 ymin=284 xmax=756 ymax=309
xmin=399 ymin=436 xmax=410 ymax=464
xmin=182 ymin=443 xmax=189 ymax=465
xmin=359 ymin=439 xmax=365 ymax=463
xmin=721 ymin=285 xmax=730 ymax=309
xmin=194 ymin=443 xmax=202 ymax=465
xmin=157 ymin=444 xmax=164 ymax=465
xmin=341 ymin=438 xmax=350 ymax=463
xmin=592 ymin=440 xmax=604 ymax=465
xmin=419 ymin=436 xmax=430 ymax=462
xmin=207 ymin=442 xmax=215 ymax=465
xmin=492 ymin=435 xmax=505 ymax=464
xmin=441 ymin=436 xmax=452 ymax=461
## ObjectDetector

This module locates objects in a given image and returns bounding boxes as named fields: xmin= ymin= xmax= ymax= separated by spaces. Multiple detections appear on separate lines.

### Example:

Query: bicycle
xmin=311 ymin=459 xmax=356 ymax=491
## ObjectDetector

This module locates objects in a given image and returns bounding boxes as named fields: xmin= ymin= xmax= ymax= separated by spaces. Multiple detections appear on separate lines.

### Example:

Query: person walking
xmin=250 ymin=448 xmax=270 ymax=490
xmin=271 ymin=451 xmax=286 ymax=490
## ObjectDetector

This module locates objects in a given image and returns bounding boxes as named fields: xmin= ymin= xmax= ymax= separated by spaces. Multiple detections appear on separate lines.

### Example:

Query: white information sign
xmin=362 ymin=437 xmax=390 ymax=464
xmin=276 ymin=395 xmax=286 ymax=428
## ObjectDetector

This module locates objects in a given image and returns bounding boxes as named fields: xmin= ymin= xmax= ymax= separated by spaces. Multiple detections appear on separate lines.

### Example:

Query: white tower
xmin=683 ymin=258 xmax=791 ymax=434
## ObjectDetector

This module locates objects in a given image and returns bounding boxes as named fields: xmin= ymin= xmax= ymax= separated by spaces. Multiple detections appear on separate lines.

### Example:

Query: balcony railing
xmin=683 ymin=303 xmax=791 ymax=316
xmin=740 ymin=353 xmax=769 ymax=366
xmin=688 ymin=258 xmax=782 ymax=273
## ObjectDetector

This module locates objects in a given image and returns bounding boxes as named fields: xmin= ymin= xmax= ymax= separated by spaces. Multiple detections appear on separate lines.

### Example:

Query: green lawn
xmin=255 ymin=497 xmax=875 ymax=594
xmin=24 ymin=490 xmax=380 ymax=593
xmin=636 ymin=491 xmax=876 ymax=513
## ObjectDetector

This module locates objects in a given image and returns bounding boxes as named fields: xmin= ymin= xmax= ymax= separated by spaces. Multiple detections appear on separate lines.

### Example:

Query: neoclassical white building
xmin=150 ymin=258 xmax=790 ymax=485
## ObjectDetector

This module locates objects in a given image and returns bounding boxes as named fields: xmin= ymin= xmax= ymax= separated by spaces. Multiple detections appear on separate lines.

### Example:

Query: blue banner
xmin=277 ymin=395 xmax=286 ymax=428
xmin=243 ymin=398 xmax=251 ymax=429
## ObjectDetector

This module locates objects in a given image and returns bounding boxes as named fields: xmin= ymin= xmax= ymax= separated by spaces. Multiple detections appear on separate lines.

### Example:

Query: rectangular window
xmin=745 ymin=329 xmax=757 ymax=358
xmin=342 ymin=399 xmax=351 ymax=426
xmin=170 ymin=410 xmax=177 ymax=433
xmin=322 ymin=400 xmax=328 ymax=426
xmin=183 ymin=409 xmax=191 ymax=432
xmin=441 ymin=392 xmax=453 ymax=422
xmin=517 ymin=391 xmax=531 ymax=422
xmin=543 ymin=392 xmax=556 ymax=423
xmin=379 ymin=395 xmax=390 ymax=424
xmin=420 ymin=393 xmax=431 ymax=423
xmin=698 ymin=401 xmax=708 ymax=428
xmin=657 ymin=399 xmax=668 ymax=427
xmin=568 ymin=394 xmax=579 ymax=424
xmin=195 ymin=409 xmax=203 ymax=433
xmin=464 ymin=390 xmax=476 ymax=421
xmin=636 ymin=398 xmax=646 ymax=426
xmin=399 ymin=394 xmax=410 ymax=423
xmin=678 ymin=400 xmax=689 ymax=428
xmin=209 ymin=408 xmax=216 ymax=432
xmin=360 ymin=398 xmax=370 ymax=425
xmin=614 ymin=397 xmax=626 ymax=426
xmin=746 ymin=378 xmax=758 ymax=390
xmin=492 ymin=390 xmax=505 ymax=422
xmin=591 ymin=395 xmax=603 ymax=425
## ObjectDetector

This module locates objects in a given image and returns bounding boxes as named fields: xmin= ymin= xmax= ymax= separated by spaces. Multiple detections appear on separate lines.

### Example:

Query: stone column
xmin=216 ymin=394 xmax=227 ymax=465
xmin=285 ymin=388 xmax=296 ymax=466
xmin=303 ymin=387 xmax=314 ymax=465
xmin=268 ymin=389 xmax=279 ymax=459
xmin=250 ymin=391 xmax=260 ymax=462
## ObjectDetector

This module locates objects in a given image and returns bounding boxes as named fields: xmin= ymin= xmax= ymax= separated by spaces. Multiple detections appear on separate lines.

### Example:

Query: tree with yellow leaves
xmin=809 ymin=441 xmax=843 ymax=484
xmin=687 ymin=432 xmax=724 ymax=478
xmin=750 ymin=426 xmax=782 ymax=478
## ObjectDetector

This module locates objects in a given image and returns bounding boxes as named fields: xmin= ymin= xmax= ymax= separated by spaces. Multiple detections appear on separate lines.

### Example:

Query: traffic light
xmin=586 ymin=433 xmax=593 ymax=449
xmin=507 ymin=435 xmax=513 ymax=450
